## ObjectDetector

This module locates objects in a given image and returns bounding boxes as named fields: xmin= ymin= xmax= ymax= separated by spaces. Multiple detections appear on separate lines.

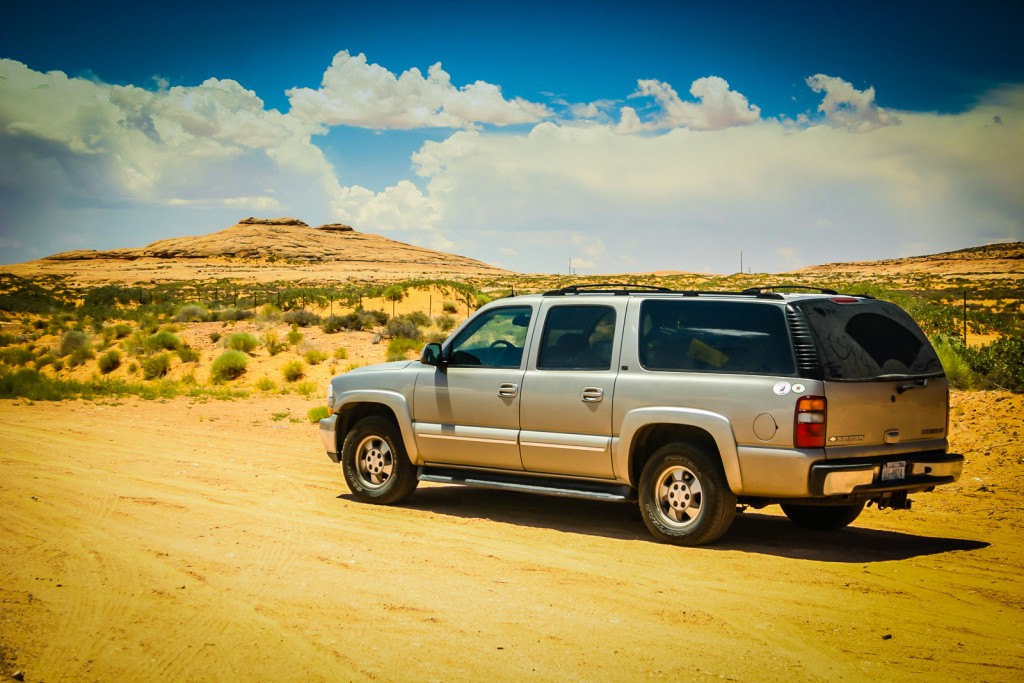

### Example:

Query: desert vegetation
xmin=0 ymin=267 xmax=1021 ymax=406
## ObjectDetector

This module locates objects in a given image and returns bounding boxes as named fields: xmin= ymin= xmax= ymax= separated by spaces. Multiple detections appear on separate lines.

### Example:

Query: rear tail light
xmin=795 ymin=395 xmax=827 ymax=448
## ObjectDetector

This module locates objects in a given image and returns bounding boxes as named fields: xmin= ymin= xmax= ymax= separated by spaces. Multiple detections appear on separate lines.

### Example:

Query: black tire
xmin=638 ymin=443 xmax=737 ymax=546
xmin=341 ymin=416 xmax=418 ymax=505
xmin=780 ymin=502 xmax=865 ymax=531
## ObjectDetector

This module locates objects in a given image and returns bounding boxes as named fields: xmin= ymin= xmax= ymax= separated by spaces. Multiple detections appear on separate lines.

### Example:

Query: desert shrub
xmin=256 ymin=304 xmax=282 ymax=323
xmin=442 ymin=300 xmax=458 ymax=314
xmin=34 ymin=354 xmax=55 ymax=370
xmin=66 ymin=346 xmax=95 ymax=368
xmin=262 ymin=329 xmax=286 ymax=356
xmin=304 ymin=349 xmax=328 ymax=365
xmin=287 ymin=325 xmax=304 ymax=346
xmin=474 ymin=293 xmax=493 ymax=309
xmin=964 ymin=336 xmax=1024 ymax=393
xmin=307 ymin=406 xmax=330 ymax=423
xmin=281 ymin=359 xmax=305 ymax=382
xmin=255 ymin=376 xmax=277 ymax=392
xmin=215 ymin=307 xmax=250 ymax=322
xmin=931 ymin=336 xmax=978 ymax=390
xmin=293 ymin=381 xmax=317 ymax=397
xmin=435 ymin=314 xmax=457 ymax=332
xmin=0 ymin=332 xmax=18 ymax=347
xmin=426 ymin=331 xmax=447 ymax=344
xmin=282 ymin=309 xmax=321 ymax=327
xmin=59 ymin=330 xmax=91 ymax=357
xmin=174 ymin=304 xmax=209 ymax=323
xmin=386 ymin=337 xmax=423 ymax=362
xmin=321 ymin=310 xmax=383 ymax=333
xmin=383 ymin=285 xmax=405 ymax=304
xmin=210 ymin=351 xmax=248 ymax=383
xmin=333 ymin=347 xmax=348 ymax=360
xmin=226 ymin=333 xmax=260 ymax=354
xmin=384 ymin=317 xmax=422 ymax=341
xmin=177 ymin=345 xmax=200 ymax=363
xmin=98 ymin=350 xmax=122 ymax=374
xmin=141 ymin=353 xmax=172 ymax=380
xmin=145 ymin=331 xmax=182 ymax=352
xmin=122 ymin=330 xmax=148 ymax=356
xmin=0 ymin=346 xmax=33 ymax=366
xmin=405 ymin=311 xmax=431 ymax=327
xmin=209 ymin=331 xmax=222 ymax=344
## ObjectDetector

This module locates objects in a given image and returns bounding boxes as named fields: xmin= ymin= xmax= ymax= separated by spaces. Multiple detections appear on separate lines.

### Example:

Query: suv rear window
xmin=640 ymin=300 xmax=795 ymax=375
xmin=792 ymin=299 xmax=943 ymax=381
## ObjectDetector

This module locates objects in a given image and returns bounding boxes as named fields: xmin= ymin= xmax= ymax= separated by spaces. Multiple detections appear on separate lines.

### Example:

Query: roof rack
xmin=543 ymin=283 xmax=674 ymax=296
xmin=742 ymin=285 xmax=839 ymax=295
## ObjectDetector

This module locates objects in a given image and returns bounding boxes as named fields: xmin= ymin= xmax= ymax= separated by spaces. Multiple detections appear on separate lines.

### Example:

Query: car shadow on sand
xmin=346 ymin=486 xmax=989 ymax=563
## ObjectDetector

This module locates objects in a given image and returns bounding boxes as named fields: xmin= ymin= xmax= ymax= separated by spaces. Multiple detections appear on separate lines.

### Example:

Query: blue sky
xmin=2 ymin=0 xmax=1022 ymax=273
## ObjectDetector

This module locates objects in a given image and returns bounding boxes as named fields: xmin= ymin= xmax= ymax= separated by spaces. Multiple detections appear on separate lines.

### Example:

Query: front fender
xmin=334 ymin=389 xmax=421 ymax=464
xmin=616 ymin=407 xmax=743 ymax=494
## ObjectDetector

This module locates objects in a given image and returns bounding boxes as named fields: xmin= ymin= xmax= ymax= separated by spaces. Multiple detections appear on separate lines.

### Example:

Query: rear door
xmin=518 ymin=300 xmax=625 ymax=478
xmin=792 ymin=298 xmax=949 ymax=457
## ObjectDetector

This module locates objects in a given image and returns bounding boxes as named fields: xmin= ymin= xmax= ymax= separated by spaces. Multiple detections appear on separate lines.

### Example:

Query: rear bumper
xmin=319 ymin=414 xmax=340 ymax=463
xmin=810 ymin=452 xmax=963 ymax=497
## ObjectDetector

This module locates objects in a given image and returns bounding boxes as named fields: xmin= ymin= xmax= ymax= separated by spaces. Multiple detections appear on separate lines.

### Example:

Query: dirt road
xmin=1 ymin=393 xmax=1022 ymax=682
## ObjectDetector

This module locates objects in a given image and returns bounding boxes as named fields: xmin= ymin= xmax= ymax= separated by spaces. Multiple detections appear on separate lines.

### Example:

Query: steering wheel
xmin=489 ymin=339 xmax=515 ymax=350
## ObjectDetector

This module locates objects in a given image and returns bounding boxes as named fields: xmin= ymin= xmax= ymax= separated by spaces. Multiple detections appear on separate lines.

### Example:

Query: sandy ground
xmin=1 ymin=391 xmax=1022 ymax=682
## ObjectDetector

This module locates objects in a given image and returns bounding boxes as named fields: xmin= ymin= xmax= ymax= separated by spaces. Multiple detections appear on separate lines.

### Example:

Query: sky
xmin=1 ymin=0 xmax=1023 ymax=274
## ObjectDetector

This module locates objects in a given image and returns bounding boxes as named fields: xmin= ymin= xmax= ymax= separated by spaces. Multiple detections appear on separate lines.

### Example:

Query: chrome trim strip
xmin=519 ymin=441 xmax=606 ymax=452
xmin=418 ymin=433 xmax=518 ymax=446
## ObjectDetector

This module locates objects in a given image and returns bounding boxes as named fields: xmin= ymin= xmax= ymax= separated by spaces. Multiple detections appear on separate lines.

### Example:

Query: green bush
xmin=0 ymin=346 xmax=33 ymax=366
xmin=442 ymin=300 xmax=458 ymax=314
xmin=307 ymin=406 xmax=330 ymax=423
xmin=255 ymin=376 xmax=277 ymax=392
xmin=435 ymin=314 xmax=457 ymax=332
xmin=174 ymin=304 xmax=209 ymax=322
xmin=98 ymin=350 xmax=122 ymax=374
xmin=209 ymin=332 xmax=222 ymax=344
xmin=964 ymin=336 xmax=1024 ymax=393
xmin=226 ymin=333 xmax=260 ymax=354
xmin=216 ymin=307 xmax=250 ymax=322
xmin=66 ymin=346 xmax=95 ymax=368
xmin=287 ymin=325 xmax=304 ymax=347
xmin=256 ymin=304 xmax=282 ymax=322
xmin=210 ymin=351 xmax=248 ymax=383
xmin=932 ymin=336 xmax=978 ymax=390
xmin=145 ymin=331 xmax=182 ymax=352
xmin=282 ymin=359 xmax=305 ymax=382
xmin=321 ymin=310 xmax=384 ymax=333
xmin=262 ymin=329 xmax=286 ymax=356
xmin=142 ymin=353 xmax=172 ymax=380
xmin=59 ymin=330 xmax=91 ymax=356
xmin=386 ymin=337 xmax=423 ymax=362
xmin=385 ymin=317 xmax=422 ymax=341
xmin=34 ymin=354 xmax=55 ymax=370
xmin=405 ymin=311 xmax=431 ymax=327
xmin=333 ymin=347 xmax=348 ymax=360
xmin=304 ymin=349 xmax=328 ymax=365
xmin=177 ymin=345 xmax=200 ymax=363
xmin=0 ymin=332 xmax=18 ymax=347
xmin=282 ymin=309 xmax=321 ymax=327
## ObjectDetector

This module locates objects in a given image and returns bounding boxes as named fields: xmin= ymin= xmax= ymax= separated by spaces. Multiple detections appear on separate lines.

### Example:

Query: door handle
xmin=581 ymin=387 xmax=604 ymax=403
xmin=498 ymin=383 xmax=519 ymax=398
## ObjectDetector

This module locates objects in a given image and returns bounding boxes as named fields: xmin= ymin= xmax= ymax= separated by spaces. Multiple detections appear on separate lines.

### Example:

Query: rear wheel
xmin=341 ymin=416 xmax=418 ymax=505
xmin=638 ymin=444 xmax=736 ymax=546
xmin=780 ymin=502 xmax=865 ymax=531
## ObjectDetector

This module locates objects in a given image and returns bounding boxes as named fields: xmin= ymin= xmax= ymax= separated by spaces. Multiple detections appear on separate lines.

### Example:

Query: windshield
xmin=792 ymin=299 xmax=943 ymax=381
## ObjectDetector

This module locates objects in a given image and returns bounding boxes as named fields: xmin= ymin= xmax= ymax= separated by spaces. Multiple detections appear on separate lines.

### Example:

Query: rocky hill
xmin=5 ymin=218 xmax=510 ymax=285
xmin=794 ymin=242 xmax=1023 ymax=281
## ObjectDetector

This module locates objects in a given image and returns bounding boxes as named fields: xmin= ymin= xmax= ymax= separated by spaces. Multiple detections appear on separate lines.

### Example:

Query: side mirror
xmin=421 ymin=342 xmax=445 ymax=368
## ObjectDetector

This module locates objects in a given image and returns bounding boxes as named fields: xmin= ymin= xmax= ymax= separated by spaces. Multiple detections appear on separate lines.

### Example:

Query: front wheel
xmin=341 ymin=416 xmax=418 ymax=505
xmin=638 ymin=444 xmax=736 ymax=546
xmin=780 ymin=502 xmax=865 ymax=531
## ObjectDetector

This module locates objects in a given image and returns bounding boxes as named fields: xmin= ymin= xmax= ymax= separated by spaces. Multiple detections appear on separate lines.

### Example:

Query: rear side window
xmin=792 ymin=299 xmax=943 ymax=380
xmin=639 ymin=300 xmax=795 ymax=375
xmin=537 ymin=305 xmax=616 ymax=370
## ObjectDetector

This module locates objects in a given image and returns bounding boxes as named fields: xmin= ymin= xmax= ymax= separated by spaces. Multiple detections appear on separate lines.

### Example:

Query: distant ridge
xmin=795 ymin=242 xmax=1023 ymax=279
xmin=2 ymin=217 xmax=511 ymax=285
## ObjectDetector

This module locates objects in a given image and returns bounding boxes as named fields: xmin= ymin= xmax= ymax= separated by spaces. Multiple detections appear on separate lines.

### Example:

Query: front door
xmin=413 ymin=305 xmax=534 ymax=471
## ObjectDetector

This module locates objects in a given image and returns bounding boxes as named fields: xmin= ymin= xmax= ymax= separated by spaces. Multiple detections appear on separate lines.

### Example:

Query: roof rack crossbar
xmin=543 ymin=283 xmax=673 ymax=296
xmin=742 ymin=285 xmax=839 ymax=295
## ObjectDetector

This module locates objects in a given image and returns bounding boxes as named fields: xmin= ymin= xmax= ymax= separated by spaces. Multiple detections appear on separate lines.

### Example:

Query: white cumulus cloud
xmin=286 ymin=51 xmax=551 ymax=130
xmin=805 ymin=74 xmax=899 ymax=132
xmin=622 ymin=76 xmax=761 ymax=131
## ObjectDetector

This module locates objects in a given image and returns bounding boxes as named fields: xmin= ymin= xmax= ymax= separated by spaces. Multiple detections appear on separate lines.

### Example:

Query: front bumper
xmin=319 ymin=414 xmax=340 ymax=463
xmin=810 ymin=452 xmax=963 ymax=497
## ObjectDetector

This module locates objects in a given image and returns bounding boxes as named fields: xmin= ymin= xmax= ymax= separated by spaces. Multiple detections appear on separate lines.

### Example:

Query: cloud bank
xmin=1 ymin=53 xmax=1021 ymax=273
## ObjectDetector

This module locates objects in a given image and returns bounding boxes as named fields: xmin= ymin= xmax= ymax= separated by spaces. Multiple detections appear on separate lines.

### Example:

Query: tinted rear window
xmin=792 ymin=299 xmax=943 ymax=381
xmin=640 ymin=300 xmax=795 ymax=375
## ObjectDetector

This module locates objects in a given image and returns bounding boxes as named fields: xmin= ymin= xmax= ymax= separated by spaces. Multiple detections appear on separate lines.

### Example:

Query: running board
xmin=417 ymin=467 xmax=635 ymax=502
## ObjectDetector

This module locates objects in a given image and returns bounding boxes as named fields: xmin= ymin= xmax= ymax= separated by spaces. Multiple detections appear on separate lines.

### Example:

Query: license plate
xmin=881 ymin=461 xmax=906 ymax=481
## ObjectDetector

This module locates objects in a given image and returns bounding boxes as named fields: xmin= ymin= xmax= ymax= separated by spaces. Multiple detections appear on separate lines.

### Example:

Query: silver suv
xmin=319 ymin=284 xmax=963 ymax=545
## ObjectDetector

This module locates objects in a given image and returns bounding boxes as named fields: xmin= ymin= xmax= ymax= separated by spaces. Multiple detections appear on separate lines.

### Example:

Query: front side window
xmin=639 ymin=300 xmax=795 ymax=375
xmin=448 ymin=306 xmax=532 ymax=368
xmin=537 ymin=305 xmax=616 ymax=371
